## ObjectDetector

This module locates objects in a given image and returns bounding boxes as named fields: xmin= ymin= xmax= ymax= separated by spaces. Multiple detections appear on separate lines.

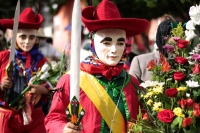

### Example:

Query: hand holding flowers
xmin=9 ymin=61 xmax=64 ymax=107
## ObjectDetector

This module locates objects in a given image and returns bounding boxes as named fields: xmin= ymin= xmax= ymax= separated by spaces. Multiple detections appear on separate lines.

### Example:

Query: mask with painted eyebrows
xmin=93 ymin=29 xmax=126 ymax=66
xmin=16 ymin=28 xmax=37 ymax=52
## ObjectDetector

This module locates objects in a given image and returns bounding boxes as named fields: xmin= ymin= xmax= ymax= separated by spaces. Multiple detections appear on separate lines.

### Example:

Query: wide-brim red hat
xmin=1 ymin=7 xmax=43 ymax=30
xmin=0 ymin=21 xmax=6 ymax=33
xmin=82 ymin=0 xmax=149 ymax=37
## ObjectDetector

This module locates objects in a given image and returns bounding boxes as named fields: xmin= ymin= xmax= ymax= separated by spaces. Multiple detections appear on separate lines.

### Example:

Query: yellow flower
xmin=177 ymin=87 xmax=187 ymax=92
xmin=146 ymin=92 xmax=153 ymax=97
xmin=153 ymin=102 xmax=162 ymax=111
xmin=153 ymin=86 xmax=163 ymax=94
xmin=143 ymin=94 xmax=149 ymax=99
xmin=173 ymin=107 xmax=185 ymax=117
xmin=147 ymin=99 xmax=153 ymax=105
xmin=148 ymin=88 xmax=153 ymax=92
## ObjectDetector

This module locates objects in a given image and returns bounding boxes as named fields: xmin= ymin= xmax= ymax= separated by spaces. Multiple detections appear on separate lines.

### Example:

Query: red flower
xmin=186 ymin=98 xmax=194 ymax=109
xmin=165 ymin=88 xmax=178 ymax=98
xmin=147 ymin=60 xmax=156 ymax=70
xmin=192 ymin=64 xmax=200 ymax=74
xmin=142 ymin=112 xmax=149 ymax=121
xmin=178 ymin=99 xmax=187 ymax=109
xmin=173 ymin=71 xmax=185 ymax=81
xmin=193 ymin=103 xmax=200 ymax=117
xmin=177 ymin=40 xmax=189 ymax=49
xmin=182 ymin=117 xmax=192 ymax=128
xmin=175 ymin=56 xmax=188 ymax=64
xmin=157 ymin=109 xmax=174 ymax=123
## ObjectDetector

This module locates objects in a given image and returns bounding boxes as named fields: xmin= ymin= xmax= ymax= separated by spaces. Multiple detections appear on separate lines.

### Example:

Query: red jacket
xmin=45 ymin=73 xmax=141 ymax=133
xmin=0 ymin=50 xmax=48 ymax=102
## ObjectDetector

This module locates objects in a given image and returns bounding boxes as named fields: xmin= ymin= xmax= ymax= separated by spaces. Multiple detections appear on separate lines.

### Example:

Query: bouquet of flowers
xmin=9 ymin=60 xmax=66 ymax=108
xmin=128 ymin=4 xmax=200 ymax=133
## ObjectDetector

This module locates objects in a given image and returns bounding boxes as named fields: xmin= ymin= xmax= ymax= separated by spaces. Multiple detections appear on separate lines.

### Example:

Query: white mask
xmin=94 ymin=29 xmax=126 ymax=66
xmin=16 ymin=29 xmax=37 ymax=52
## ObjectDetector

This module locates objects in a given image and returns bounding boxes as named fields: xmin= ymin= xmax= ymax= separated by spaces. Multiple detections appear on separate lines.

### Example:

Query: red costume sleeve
xmin=0 ymin=50 xmax=9 ymax=82
xmin=45 ymin=74 xmax=70 ymax=133
xmin=0 ymin=50 xmax=9 ymax=99
xmin=129 ymin=75 xmax=146 ymax=118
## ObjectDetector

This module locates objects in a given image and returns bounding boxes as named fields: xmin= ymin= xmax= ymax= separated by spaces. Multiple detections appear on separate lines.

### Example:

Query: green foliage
xmin=171 ymin=22 xmax=185 ymax=39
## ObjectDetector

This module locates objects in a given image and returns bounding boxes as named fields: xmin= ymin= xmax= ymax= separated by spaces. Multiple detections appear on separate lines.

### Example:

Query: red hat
xmin=82 ymin=0 xmax=149 ymax=37
xmin=1 ymin=7 xmax=43 ymax=30
xmin=0 ymin=22 xmax=6 ymax=33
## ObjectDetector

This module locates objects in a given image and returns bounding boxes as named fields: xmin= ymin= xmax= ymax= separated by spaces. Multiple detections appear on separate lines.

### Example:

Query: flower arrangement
xmin=128 ymin=4 xmax=200 ymax=133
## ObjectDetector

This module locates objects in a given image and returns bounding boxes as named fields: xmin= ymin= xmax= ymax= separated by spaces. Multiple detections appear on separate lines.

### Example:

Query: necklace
xmin=85 ymin=73 xmax=127 ymax=133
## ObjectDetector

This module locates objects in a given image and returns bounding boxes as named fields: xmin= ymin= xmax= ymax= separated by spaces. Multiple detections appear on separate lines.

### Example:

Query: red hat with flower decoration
xmin=0 ymin=7 xmax=43 ymax=30
xmin=82 ymin=0 xmax=149 ymax=37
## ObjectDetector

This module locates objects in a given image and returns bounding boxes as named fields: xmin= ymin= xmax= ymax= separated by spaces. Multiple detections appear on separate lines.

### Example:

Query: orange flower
xmin=70 ymin=114 xmax=78 ymax=123
xmin=162 ymin=61 xmax=171 ymax=72
xmin=147 ymin=60 xmax=156 ymax=70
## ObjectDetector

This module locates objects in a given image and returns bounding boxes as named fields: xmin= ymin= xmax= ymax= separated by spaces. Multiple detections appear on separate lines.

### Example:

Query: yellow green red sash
xmin=80 ymin=71 xmax=126 ymax=133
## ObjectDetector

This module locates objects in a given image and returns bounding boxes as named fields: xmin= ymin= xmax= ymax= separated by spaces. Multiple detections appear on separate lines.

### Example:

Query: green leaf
xmin=178 ymin=117 xmax=183 ymax=129
xmin=171 ymin=117 xmax=182 ymax=129
xmin=193 ymin=89 xmax=200 ymax=98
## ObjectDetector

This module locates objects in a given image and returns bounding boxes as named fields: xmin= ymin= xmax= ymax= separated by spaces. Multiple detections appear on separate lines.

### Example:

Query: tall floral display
xmin=129 ymin=4 xmax=200 ymax=133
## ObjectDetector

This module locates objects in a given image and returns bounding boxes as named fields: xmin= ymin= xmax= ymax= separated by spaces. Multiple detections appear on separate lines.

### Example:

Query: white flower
xmin=157 ymin=82 xmax=165 ymax=87
xmin=185 ymin=29 xmax=197 ymax=41
xmin=186 ymin=93 xmax=190 ymax=97
xmin=140 ymin=80 xmax=159 ymax=88
xmin=189 ymin=5 xmax=200 ymax=25
xmin=188 ymin=61 xmax=195 ymax=65
xmin=40 ymin=72 xmax=50 ymax=80
xmin=41 ymin=63 xmax=50 ymax=73
xmin=29 ymin=76 xmax=36 ymax=84
xmin=186 ymin=20 xmax=196 ymax=30
xmin=51 ymin=61 xmax=59 ymax=71
xmin=186 ymin=80 xmax=200 ymax=88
